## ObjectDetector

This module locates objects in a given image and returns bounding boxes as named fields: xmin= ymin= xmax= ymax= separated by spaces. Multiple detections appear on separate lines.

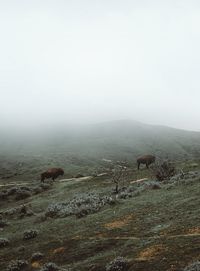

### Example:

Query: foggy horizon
xmin=1 ymin=1 xmax=200 ymax=132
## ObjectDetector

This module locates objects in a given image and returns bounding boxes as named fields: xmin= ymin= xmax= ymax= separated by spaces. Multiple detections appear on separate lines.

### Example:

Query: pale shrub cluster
xmin=45 ymin=193 xmax=115 ymax=218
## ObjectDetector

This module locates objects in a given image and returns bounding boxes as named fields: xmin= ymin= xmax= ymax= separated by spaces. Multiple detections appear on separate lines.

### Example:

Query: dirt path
xmin=59 ymin=176 xmax=93 ymax=183
xmin=0 ymin=174 xmax=149 ymax=188
xmin=0 ymin=175 xmax=95 ymax=188
xmin=0 ymin=183 xmax=30 ymax=187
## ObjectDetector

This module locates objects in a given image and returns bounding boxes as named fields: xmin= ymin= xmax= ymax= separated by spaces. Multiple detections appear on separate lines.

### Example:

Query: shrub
xmin=19 ymin=205 xmax=34 ymax=218
xmin=169 ymin=171 xmax=200 ymax=185
xmin=150 ymin=183 xmax=161 ymax=189
xmin=118 ymin=191 xmax=132 ymax=199
xmin=7 ymin=260 xmax=28 ymax=271
xmin=31 ymin=252 xmax=44 ymax=262
xmin=19 ymin=186 xmax=32 ymax=191
xmin=139 ymin=181 xmax=161 ymax=190
xmin=15 ymin=189 xmax=32 ymax=200
xmin=0 ymin=191 xmax=8 ymax=200
xmin=183 ymin=261 xmax=200 ymax=271
xmin=3 ymin=207 xmax=19 ymax=216
xmin=45 ymin=193 xmax=115 ymax=219
xmin=40 ymin=262 xmax=60 ymax=271
xmin=154 ymin=161 xmax=176 ymax=181
xmin=7 ymin=187 xmax=18 ymax=196
xmin=0 ymin=217 xmax=9 ymax=228
xmin=3 ymin=205 xmax=34 ymax=218
xmin=0 ymin=238 xmax=10 ymax=248
xmin=23 ymin=229 xmax=38 ymax=240
xmin=117 ymin=181 xmax=160 ymax=200
xmin=0 ymin=186 xmax=34 ymax=201
xmin=40 ymin=263 xmax=58 ymax=271
xmin=106 ymin=257 xmax=128 ymax=271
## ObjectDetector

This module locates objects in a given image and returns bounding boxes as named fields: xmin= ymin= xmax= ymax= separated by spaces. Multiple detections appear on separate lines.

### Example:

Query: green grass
xmin=1 ymin=162 xmax=200 ymax=271
xmin=2 ymin=120 xmax=200 ymax=185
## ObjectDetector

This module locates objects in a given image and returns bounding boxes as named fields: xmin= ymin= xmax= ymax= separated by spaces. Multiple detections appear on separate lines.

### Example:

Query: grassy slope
xmin=1 ymin=162 xmax=200 ymax=271
xmin=2 ymin=121 xmax=200 ymax=160
xmin=1 ymin=120 xmax=200 ymax=182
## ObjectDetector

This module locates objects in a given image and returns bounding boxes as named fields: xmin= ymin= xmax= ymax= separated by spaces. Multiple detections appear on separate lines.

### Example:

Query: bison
xmin=137 ymin=155 xmax=155 ymax=170
xmin=40 ymin=168 xmax=64 ymax=182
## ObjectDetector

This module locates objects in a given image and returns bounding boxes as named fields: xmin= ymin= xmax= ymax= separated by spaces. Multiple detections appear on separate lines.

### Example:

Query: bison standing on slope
xmin=40 ymin=168 xmax=64 ymax=182
xmin=137 ymin=155 xmax=155 ymax=170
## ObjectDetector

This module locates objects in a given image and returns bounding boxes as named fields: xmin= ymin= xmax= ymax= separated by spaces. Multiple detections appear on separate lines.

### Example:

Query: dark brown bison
xmin=137 ymin=155 xmax=155 ymax=170
xmin=40 ymin=168 xmax=64 ymax=182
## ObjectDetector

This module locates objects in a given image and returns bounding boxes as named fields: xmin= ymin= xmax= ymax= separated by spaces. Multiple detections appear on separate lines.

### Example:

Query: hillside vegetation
xmin=0 ymin=162 xmax=200 ymax=271
xmin=1 ymin=120 xmax=200 ymax=181
xmin=0 ymin=120 xmax=200 ymax=270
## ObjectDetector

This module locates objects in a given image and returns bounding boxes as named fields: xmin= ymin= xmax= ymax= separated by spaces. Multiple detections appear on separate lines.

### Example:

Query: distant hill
xmin=1 ymin=120 xmax=200 ymax=163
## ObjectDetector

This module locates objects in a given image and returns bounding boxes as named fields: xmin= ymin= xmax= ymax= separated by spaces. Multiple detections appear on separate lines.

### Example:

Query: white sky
xmin=0 ymin=0 xmax=200 ymax=131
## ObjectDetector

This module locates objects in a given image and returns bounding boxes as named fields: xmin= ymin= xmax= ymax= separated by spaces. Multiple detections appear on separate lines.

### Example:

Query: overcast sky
xmin=0 ymin=0 xmax=200 ymax=131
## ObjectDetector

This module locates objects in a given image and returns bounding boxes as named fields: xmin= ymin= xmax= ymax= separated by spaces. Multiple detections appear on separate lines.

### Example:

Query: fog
xmin=1 ymin=0 xmax=200 ymax=132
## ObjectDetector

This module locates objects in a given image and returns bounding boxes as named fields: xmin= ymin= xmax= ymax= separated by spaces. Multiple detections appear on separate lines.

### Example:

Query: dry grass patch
xmin=52 ymin=247 xmax=65 ymax=254
xmin=96 ymin=232 xmax=108 ymax=238
xmin=104 ymin=215 xmax=134 ymax=230
xmin=32 ymin=261 xmax=42 ymax=268
xmin=137 ymin=244 xmax=167 ymax=261
xmin=187 ymin=227 xmax=200 ymax=235
xmin=71 ymin=235 xmax=81 ymax=240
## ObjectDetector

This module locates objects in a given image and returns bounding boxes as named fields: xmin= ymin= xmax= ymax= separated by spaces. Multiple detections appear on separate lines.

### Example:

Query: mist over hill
xmin=1 ymin=120 xmax=200 ymax=162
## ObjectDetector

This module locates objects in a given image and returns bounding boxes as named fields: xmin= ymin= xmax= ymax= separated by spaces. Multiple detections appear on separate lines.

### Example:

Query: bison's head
xmin=60 ymin=169 xmax=64 ymax=176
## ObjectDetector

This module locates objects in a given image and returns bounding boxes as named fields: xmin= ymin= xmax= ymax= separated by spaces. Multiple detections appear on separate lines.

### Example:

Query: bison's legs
xmin=137 ymin=162 xmax=140 ymax=170
xmin=146 ymin=163 xmax=149 ymax=169
xmin=41 ymin=176 xmax=45 ymax=182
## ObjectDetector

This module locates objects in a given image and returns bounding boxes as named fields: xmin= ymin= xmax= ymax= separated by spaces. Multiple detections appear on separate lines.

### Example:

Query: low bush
xmin=45 ymin=193 xmax=115 ymax=219
xmin=31 ymin=252 xmax=44 ymax=262
xmin=106 ymin=257 xmax=128 ymax=271
xmin=23 ymin=229 xmax=38 ymax=240
xmin=40 ymin=263 xmax=59 ymax=271
xmin=0 ymin=186 xmax=33 ymax=201
xmin=40 ymin=262 xmax=67 ymax=271
xmin=169 ymin=171 xmax=200 ymax=184
xmin=7 ymin=260 xmax=28 ymax=271
xmin=183 ymin=261 xmax=200 ymax=271
xmin=3 ymin=205 xmax=34 ymax=218
xmin=118 ymin=181 xmax=161 ymax=199
xmin=0 ymin=216 xmax=9 ymax=227
xmin=0 ymin=191 xmax=8 ymax=200
xmin=7 ymin=187 xmax=18 ymax=196
xmin=0 ymin=238 xmax=10 ymax=248
xmin=15 ymin=189 xmax=32 ymax=200
xmin=154 ymin=161 xmax=176 ymax=181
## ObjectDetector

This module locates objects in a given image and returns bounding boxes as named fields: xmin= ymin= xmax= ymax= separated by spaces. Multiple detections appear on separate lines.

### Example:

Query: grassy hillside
xmin=1 ymin=121 xmax=200 ymax=270
xmin=2 ymin=120 xmax=200 ymax=159
xmin=0 ymin=163 xmax=200 ymax=271
xmin=1 ymin=120 xmax=200 ymax=181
